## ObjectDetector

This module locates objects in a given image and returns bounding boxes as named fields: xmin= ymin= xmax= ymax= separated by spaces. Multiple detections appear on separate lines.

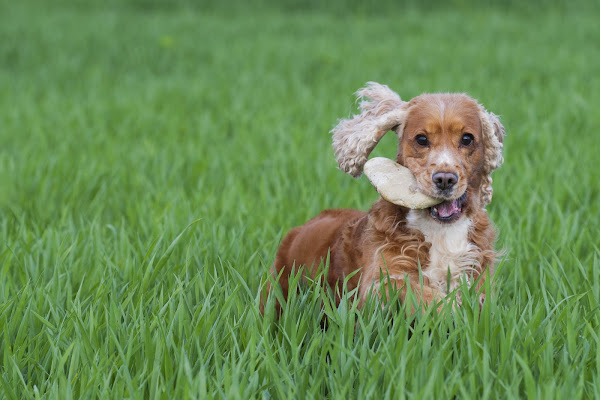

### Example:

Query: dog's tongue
xmin=437 ymin=199 xmax=461 ymax=218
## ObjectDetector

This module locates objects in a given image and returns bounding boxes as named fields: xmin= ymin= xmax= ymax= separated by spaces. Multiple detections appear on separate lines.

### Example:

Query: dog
xmin=262 ymin=82 xmax=504 ymax=314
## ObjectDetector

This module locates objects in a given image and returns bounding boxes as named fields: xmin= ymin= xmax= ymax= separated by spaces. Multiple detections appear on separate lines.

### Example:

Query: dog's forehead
xmin=406 ymin=94 xmax=482 ymax=134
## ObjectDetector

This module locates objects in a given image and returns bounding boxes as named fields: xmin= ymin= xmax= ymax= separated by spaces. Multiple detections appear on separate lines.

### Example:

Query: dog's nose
xmin=432 ymin=172 xmax=458 ymax=190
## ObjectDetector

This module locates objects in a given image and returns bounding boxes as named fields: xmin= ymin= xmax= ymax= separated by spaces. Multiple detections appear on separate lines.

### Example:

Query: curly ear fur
xmin=479 ymin=109 xmax=505 ymax=206
xmin=331 ymin=82 xmax=407 ymax=177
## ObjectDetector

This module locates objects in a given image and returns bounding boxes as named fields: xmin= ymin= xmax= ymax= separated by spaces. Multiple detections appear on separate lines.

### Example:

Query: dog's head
xmin=332 ymin=82 xmax=504 ymax=223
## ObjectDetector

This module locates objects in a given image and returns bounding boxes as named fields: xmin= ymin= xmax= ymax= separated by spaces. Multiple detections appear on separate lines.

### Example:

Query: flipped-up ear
xmin=331 ymin=82 xmax=407 ymax=177
xmin=479 ymin=109 xmax=506 ymax=206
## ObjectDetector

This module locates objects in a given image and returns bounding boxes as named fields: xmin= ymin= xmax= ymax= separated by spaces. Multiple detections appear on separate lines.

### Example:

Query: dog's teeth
xmin=433 ymin=207 xmax=438 ymax=213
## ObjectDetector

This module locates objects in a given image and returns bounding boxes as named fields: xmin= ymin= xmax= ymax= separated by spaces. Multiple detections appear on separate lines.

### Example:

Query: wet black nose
xmin=432 ymin=172 xmax=458 ymax=190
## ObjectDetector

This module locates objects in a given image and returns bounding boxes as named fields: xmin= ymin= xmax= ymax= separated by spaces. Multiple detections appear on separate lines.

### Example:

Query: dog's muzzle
xmin=430 ymin=191 xmax=467 ymax=223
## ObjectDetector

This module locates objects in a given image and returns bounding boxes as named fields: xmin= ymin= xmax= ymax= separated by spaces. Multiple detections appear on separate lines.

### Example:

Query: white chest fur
xmin=406 ymin=210 xmax=480 ymax=293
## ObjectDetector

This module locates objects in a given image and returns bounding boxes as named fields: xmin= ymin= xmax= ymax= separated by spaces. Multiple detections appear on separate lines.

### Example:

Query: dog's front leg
xmin=362 ymin=273 xmax=445 ymax=314
xmin=473 ymin=266 xmax=494 ymax=310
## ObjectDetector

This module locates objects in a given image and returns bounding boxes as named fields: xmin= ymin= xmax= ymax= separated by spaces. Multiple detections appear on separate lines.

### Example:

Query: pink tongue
xmin=438 ymin=199 xmax=460 ymax=218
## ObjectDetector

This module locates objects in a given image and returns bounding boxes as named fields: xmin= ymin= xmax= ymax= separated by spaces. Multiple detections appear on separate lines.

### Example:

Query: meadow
xmin=1 ymin=0 xmax=599 ymax=398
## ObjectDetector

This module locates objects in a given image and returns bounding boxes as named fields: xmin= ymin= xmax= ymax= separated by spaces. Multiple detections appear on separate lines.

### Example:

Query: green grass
xmin=1 ymin=1 xmax=600 ymax=398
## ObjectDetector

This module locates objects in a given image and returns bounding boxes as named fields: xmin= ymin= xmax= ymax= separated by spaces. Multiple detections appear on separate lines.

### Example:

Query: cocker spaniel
xmin=263 ymin=82 xmax=504 ymax=313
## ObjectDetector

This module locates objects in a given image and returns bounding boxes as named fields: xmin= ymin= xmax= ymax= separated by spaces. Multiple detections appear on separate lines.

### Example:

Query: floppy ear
xmin=331 ymin=82 xmax=408 ymax=177
xmin=479 ymin=109 xmax=506 ymax=206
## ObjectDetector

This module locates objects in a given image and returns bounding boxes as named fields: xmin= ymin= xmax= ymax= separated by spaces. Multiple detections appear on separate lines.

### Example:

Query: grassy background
xmin=1 ymin=0 xmax=599 ymax=398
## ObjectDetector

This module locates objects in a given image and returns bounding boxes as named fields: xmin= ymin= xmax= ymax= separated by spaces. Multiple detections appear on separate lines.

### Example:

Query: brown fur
xmin=261 ymin=87 xmax=504 ymax=315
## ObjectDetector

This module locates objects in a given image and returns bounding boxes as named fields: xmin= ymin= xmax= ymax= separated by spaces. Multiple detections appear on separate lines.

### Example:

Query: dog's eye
xmin=461 ymin=133 xmax=474 ymax=146
xmin=415 ymin=134 xmax=429 ymax=146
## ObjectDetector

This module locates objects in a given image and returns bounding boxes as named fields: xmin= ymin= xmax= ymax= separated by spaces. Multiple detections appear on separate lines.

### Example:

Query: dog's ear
xmin=331 ymin=82 xmax=408 ymax=177
xmin=479 ymin=109 xmax=506 ymax=206
xmin=487 ymin=112 xmax=505 ymax=144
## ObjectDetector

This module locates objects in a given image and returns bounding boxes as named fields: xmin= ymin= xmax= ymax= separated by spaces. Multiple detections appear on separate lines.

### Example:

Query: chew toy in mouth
xmin=363 ymin=157 xmax=443 ymax=209
xmin=430 ymin=192 xmax=467 ymax=223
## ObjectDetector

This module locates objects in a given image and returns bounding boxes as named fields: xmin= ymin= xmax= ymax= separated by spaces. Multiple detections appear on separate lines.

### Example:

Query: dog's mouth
xmin=429 ymin=192 xmax=467 ymax=223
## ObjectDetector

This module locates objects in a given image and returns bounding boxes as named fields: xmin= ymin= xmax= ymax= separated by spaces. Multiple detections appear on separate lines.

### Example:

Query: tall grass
xmin=1 ymin=1 xmax=599 ymax=398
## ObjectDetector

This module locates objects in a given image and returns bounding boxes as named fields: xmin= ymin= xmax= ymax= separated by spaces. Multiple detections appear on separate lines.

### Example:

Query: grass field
xmin=1 ymin=0 xmax=600 ymax=398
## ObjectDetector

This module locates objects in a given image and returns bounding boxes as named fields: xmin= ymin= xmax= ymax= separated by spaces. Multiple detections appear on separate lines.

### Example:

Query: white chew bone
xmin=363 ymin=157 xmax=443 ymax=209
